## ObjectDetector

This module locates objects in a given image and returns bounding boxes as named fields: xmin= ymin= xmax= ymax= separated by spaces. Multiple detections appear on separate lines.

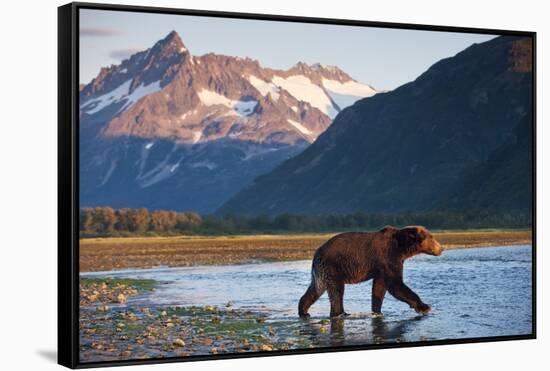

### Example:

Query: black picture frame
xmin=58 ymin=2 xmax=537 ymax=369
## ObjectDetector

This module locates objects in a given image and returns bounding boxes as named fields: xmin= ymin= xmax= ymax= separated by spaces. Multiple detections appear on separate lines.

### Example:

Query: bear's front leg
xmin=415 ymin=302 xmax=431 ymax=315
xmin=371 ymin=277 xmax=387 ymax=315
xmin=386 ymin=278 xmax=431 ymax=315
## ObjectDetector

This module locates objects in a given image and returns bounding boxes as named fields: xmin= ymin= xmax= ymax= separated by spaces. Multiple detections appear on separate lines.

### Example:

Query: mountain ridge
xmin=219 ymin=35 xmax=533 ymax=216
xmin=80 ymin=30 xmax=377 ymax=145
xmin=79 ymin=31 xmax=378 ymax=213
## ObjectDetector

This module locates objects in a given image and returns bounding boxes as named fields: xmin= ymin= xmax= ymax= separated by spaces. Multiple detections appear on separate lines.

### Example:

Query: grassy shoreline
xmin=80 ymin=229 xmax=532 ymax=272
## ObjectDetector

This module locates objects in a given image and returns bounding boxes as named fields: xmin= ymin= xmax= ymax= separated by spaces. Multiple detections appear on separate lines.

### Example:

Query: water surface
xmin=82 ymin=245 xmax=532 ymax=345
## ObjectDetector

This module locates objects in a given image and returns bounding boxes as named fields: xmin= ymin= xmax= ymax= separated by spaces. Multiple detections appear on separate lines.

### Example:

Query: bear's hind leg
xmin=372 ymin=277 xmax=387 ymax=315
xmin=327 ymin=281 xmax=347 ymax=317
xmin=299 ymin=283 xmax=325 ymax=318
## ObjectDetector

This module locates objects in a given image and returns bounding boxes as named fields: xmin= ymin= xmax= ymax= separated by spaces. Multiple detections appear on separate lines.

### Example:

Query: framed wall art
xmin=58 ymin=2 xmax=536 ymax=368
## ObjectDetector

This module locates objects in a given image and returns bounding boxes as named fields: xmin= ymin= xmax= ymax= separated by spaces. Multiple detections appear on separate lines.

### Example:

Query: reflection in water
xmin=297 ymin=317 xmax=346 ymax=347
xmin=330 ymin=318 xmax=345 ymax=346
xmin=82 ymin=245 xmax=532 ymax=344
xmin=371 ymin=316 xmax=424 ymax=343
xmin=295 ymin=314 xmax=430 ymax=348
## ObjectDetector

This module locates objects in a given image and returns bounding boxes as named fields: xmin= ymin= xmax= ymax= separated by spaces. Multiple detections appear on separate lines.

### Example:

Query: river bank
xmin=80 ymin=229 xmax=532 ymax=272
xmin=79 ymin=277 xmax=321 ymax=362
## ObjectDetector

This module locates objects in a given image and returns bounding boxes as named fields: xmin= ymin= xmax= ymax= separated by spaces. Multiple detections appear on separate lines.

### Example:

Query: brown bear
xmin=298 ymin=225 xmax=443 ymax=318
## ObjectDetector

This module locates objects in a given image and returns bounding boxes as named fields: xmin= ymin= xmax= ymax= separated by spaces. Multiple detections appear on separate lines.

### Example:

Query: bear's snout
xmin=431 ymin=242 xmax=444 ymax=256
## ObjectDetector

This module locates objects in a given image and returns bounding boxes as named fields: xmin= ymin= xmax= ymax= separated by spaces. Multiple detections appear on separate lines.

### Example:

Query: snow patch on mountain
xmin=272 ymin=75 xmax=338 ymax=118
xmin=120 ymin=81 xmax=162 ymax=112
xmin=191 ymin=160 xmax=217 ymax=170
xmin=233 ymin=100 xmax=258 ymax=116
xmin=248 ymin=75 xmax=280 ymax=100
xmin=192 ymin=131 xmax=202 ymax=144
xmin=322 ymin=78 xmax=377 ymax=109
xmin=287 ymin=119 xmax=312 ymax=136
xmin=198 ymin=89 xmax=258 ymax=117
xmin=80 ymin=79 xmax=163 ymax=115
xmin=180 ymin=110 xmax=197 ymax=121
xmin=197 ymin=89 xmax=234 ymax=106
xmin=140 ymin=165 xmax=175 ymax=188
xmin=80 ymin=80 xmax=133 ymax=114
xmin=99 ymin=160 xmax=117 ymax=187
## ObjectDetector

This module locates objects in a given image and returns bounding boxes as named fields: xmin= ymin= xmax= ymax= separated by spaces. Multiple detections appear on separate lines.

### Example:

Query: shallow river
xmin=82 ymin=245 xmax=532 ymax=345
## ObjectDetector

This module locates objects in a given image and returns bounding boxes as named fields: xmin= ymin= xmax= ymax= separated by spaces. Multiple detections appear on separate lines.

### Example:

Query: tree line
xmin=80 ymin=207 xmax=202 ymax=235
xmin=80 ymin=207 xmax=531 ymax=237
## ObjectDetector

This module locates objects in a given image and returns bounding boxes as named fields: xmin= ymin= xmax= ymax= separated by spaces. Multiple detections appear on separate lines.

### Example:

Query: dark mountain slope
xmin=446 ymin=115 xmax=533 ymax=212
xmin=219 ymin=36 xmax=533 ymax=215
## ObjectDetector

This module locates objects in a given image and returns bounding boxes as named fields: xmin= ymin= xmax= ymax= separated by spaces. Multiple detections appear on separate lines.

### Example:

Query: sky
xmin=80 ymin=9 xmax=497 ymax=91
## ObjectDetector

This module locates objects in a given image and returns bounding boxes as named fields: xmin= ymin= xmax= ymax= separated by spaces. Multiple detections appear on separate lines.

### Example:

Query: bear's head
xmin=395 ymin=226 xmax=443 ymax=257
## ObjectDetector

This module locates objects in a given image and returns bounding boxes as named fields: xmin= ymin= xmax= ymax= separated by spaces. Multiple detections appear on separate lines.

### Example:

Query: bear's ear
xmin=396 ymin=227 xmax=420 ymax=249
xmin=380 ymin=225 xmax=397 ymax=234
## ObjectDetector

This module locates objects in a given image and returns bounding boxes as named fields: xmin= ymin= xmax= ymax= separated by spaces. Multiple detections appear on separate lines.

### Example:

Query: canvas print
xmin=77 ymin=8 xmax=533 ymax=364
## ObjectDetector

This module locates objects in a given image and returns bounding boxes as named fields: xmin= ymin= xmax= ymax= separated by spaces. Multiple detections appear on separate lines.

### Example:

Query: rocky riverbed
xmin=79 ymin=278 xmax=322 ymax=362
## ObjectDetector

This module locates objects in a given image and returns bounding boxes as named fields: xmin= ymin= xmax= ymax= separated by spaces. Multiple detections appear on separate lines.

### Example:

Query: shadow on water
xmin=372 ymin=315 xmax=425 ymax=342
xmin=296 ymin=314 xmax=427 ymax=347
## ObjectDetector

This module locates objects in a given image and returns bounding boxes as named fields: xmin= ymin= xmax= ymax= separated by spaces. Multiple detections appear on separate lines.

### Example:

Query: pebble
xmin=259 ymin=344 xmax=273 ymax=351
xmin=199 ymin=337 xmax=213 ymax=346
xmin=173 ymin=339 xmax=186 ymax=347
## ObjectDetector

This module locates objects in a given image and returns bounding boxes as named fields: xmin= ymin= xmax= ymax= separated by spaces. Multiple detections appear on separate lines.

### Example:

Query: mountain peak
xmin=80 ymin=30 xmax=377 ymax=145
xmin=164 ymin=30 xmax=183 ymax=44
xmin=310 ymin=63 xmax=338 ymax=72
xmin=288 ymin=61 xmax=353 ymax=83
xmin=155 ymin=30 xmax=188 ymax=55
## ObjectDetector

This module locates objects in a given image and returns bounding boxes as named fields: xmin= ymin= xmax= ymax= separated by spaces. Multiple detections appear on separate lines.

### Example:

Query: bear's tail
xmin=311 ymin=254 xmax=326 ymax=293
xmin=298 ymin=257 xmax=326 ymax=317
